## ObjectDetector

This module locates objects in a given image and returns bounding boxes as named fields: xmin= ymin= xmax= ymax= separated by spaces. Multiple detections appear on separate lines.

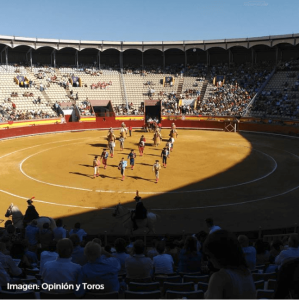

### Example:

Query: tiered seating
xmin=250 ymin=70 xmax=299 ymax=119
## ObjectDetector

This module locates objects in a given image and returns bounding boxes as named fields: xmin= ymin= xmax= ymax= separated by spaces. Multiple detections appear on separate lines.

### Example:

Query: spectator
xmin=178 ymin=236 xmax=202 ymax=273
xmin=125 ymin=240 xmax=153 ymax=279
xmin=147 ymin=239 xmax=158 ymax=259
xmin=25 ymin=220 xmax=39 ymax=252
xmin=0 ymin=242 xmax=22 ymax=278
xmin=254 ymin=239 xmax=270 ymax=265
xmin=203 ymin=230 xmax=256 ymax=299
xmin=153 ymin=241 xmax=174 ymax=274
xmin=275 ymin=234 xmax=299 ymax=267
xmin=238 ymin=235 xmax=256 ymax=270
xmin=76 ymin=241 xmax=120 ymax=297
xmin=39 ymin=241 xmax=58 ymax=274
xmin=69 ymin=222 xmax=87 ymax=242
xmin=39 ymin=223 xmax=54 ymax=251
xmin=269 ymin=239 xmax=283 ymax=264
xmin=69 ymin=234 xmax=88 ymax=266
xmin=206 ymin=218 xmax=221 ymax=234
xmin=42 ymin=238 xmax=81 ymax=287
xmin=112 ymin=238 xmax=130 ymax=275
xmin=53 ymin=218 xmax=67 ymax=241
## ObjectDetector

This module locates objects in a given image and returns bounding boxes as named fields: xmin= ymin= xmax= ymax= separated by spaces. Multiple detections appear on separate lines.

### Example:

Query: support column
xmin=207 ymin=50 xmax=210 ymax=66
xmin=229 ymin=49 xmax=233 ymax=65
xmin=251 ymin=48 xmax=255 ymax=66
xmin=142 ymin=51 xmax=144 ymax=70
xmin=97 ymin=51 xmax=101 ymax=69
xmin=184 ymin=50 xmax=187 ymax=68
xmin=51 ymin=50 xmax=56 ymax=68
xmin=119 ymin=51 xmax=123 ymax=70
xmin=5 ymin=47 xmax=8 ymax=69
xmin=75 ymin=50 xmax=79 ymax=68
xmin=162 ymin=51 xmax=165 ymax=69
xmin=275 ymin=47 xmax=279 ymax=63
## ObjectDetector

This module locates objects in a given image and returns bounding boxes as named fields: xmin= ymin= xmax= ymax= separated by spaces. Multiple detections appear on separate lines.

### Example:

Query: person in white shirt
xmin=206 ymin=218 xmax=221 ymax=234
xmin=275 ymin=234 xmax=299 ymax=267
xmin=153 ymin=241 xmax=174 ymax=274
xmin=53 ymin=219 xmax=67 ymax=241
xmin=39 ymin=240 xmax=59 ymax=274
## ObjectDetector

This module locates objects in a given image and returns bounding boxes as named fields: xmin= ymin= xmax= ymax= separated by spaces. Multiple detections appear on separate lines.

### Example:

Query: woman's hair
xmin=183 ymin=236 xmax=197 ymax=254
xmin=114 ymin=238 xmax=127 ymax=253
xmin=203 ymin=230 xmax=248 ymax=269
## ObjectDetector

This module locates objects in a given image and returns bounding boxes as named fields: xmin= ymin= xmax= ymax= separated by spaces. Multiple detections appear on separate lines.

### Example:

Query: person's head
xmin=4 ymin=220 xmax=12 ymax=228
xmin=238 ymin=235 xmax=249 ymax=248
xmin=48 ymin=240 xmax=57 ymax=252
xmin=57 ymin=238 xmax=73 ymax=258
xmin=7 ymin=224 xmax=16 ymax=235
xmin=69 ymin=234 xmax=80 ymax=247
xmin=84 ymin=241 xmax=101 ymax=262
xmin=94 ymin=156 xmax=98 ymax=159
xmin=156 ymin=160 xmax=159 ymax=163
xmin=156 ymin=241 xmax=166 ymax=254
xmin=74 ymin=222 xmax=81 ymax=229
xmin=42 ymin=223 xmax=50 ymax=230
xmin=56 ymin=218 xmax=63 ymax=227
xmin=131 ymin=149 xmax=134 ymax=152
xmin=133 ymin=239 xmax=145 ymax=255
xmin=205 ymin=218 xmax=214 ymax=228
xmin=114 ymin=238 xmax=127 ymax=253
xmin=288 ymin=234 xmax=299 ymax=248
xmin=121 ymin=157 xmax=124 ymax=161
xmin=203 ymin=230 xmax=248 ymax=270
xmin=184 ymin=236 xmax=197 ymax=254
xmin=27 ymin=199 xmax=33 ymax=205
xmin=254 ymin=239 xmax=266 ymax=254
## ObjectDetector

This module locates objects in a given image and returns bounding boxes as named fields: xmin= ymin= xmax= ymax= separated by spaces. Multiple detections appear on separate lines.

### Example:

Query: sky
xmin=1 ymin=0 xmax=299 ymax=42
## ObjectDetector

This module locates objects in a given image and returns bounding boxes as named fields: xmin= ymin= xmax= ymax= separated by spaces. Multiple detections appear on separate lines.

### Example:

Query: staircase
xmin=119 ymin=71 xmax=129 ymax=109
xmin=176 ymin=77 xmax=184 ymax=98
xmin=197 ymin=68 xmax=211 ymax=108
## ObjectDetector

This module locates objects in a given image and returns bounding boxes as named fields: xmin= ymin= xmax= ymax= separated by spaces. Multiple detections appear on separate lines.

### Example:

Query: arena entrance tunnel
xmin=0 ymin=128 xmax=298 ymax=235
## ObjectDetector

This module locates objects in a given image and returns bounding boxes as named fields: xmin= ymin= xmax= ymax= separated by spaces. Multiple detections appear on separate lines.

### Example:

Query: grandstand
xmin=0 ymin=33 xmax=298 ymax=299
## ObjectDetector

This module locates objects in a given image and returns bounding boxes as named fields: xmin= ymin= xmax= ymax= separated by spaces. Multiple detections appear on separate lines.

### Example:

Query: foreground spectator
xmin=25 ymin=220 xmax=39 ymax=252
xmin=76 ymin=241 xmax=120 ymax=296
xmin=53 ymin=218 xmax=67 ymax=241
xmin=125 ymin=240 xmax=153 ymax=279
xmin=42 ymin=238 xmax=81 ymax=287
xmin=112 ymin=238 xmax=130 ymax=275
xmin=238 ymin=235 xmax=256 ymax=270
xmin=0 ymin=242 xmax=22 ymax=278
xmin=275 ymin=234 xmax=299 ymax=267
xmin=69 ymin=234 xmax=88 ymax=266
xmin=206 ymin=218 xmax=221 ymax=234
xmin=69 ymin=222 xmax=87 ymax=242
xmin=203 ymin=230 xmax=256 ymax=299
xmin=39 ymin=241 xmax=58 ymax=274
xmin=153 ymin=241 xmax=174 ymax=274
xmin=178 ymin=236 xmax=202 ymax=273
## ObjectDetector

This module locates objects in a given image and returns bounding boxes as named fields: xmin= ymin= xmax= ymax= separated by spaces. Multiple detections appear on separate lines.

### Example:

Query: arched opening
xmin=165 ymin=48 xmax=185 ymax=67
xmin=79 ymin=48 xmax=99 ymax=67
xmin=33 ymin=46 xmax=54 ymax=65
xmin=229 ymin=46 xmax=251 ymax=64
xmin=101 ymin=49 xmax=120 ymax=69
xmin=186 ymin=48 xmax=206 ymax=65
xmin=56 ymin=47 xmax=77 ymax=66
xmin=143 ymin=49 xmax=163 ymax=68
xmin=208 ymin=47 xmax=228 ymax=65
xmin=123 ymin=49 xmax=142 ymax=69
xmin=8 ymin=45 xmax=32 ymax=65
xmin=252 ymin=44 xmax=276 ymax=63
xmin=275 ymin=43 xmax=299 ymax=61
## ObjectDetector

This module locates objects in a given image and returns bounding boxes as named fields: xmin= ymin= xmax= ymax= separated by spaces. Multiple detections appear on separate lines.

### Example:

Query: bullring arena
xmin=0 ymin=126 xmax=298 ymax=235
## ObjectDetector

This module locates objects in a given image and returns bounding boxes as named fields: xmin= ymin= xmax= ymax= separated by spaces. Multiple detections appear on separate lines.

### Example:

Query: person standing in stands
xmin=127 ymin=149 xmax=136 ymax=170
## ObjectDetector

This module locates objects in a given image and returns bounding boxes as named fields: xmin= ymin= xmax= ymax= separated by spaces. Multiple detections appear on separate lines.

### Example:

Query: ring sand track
xmin=0 ymin=129 xmax=298 ymax=234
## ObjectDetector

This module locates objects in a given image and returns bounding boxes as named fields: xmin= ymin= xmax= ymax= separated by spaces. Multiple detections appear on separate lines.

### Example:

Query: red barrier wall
xmin=0 ymin=117 xmax=298 ymax=140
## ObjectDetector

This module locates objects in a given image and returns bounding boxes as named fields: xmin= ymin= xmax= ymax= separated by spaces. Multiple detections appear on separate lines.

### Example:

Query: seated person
xmin=131 ymin=192 xmax=147 ymax=231
xmin=153 ymin=241 xmax=174 ymax=274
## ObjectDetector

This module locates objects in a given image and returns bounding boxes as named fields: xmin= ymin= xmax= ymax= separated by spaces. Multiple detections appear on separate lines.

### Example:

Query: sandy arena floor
xmin=0 ymin=129 xmax=298 ymax=234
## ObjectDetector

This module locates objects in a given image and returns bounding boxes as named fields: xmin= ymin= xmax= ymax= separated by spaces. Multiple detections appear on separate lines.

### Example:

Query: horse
xmin=5 ymin=203 xmax=57 ymax=230
xmin=169 ymin=129 xmax=178 ymax=139
xmin=153 ymin=131 xmax=162 ymax=147
xmin=112 ymin=204 xmax=159 ymax=234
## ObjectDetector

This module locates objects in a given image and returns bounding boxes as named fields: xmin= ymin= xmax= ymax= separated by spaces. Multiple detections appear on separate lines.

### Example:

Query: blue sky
xmin=1 ymin=0 xmax=299 ymax=41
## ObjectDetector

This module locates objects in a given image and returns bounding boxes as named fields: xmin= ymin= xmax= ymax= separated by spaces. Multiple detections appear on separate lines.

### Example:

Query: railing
xmin=242 ymin=67 xmax=276 ymax=117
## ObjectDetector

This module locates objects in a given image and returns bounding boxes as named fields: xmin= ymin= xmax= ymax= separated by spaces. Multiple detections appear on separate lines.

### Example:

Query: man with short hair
xmin=153 ymin=241 xmax=174 ymax=274
xmin=205 ymin=218 xmax=221 ymax=234
xmin=42 ymin=238 xmax=81 ymax=286
xmin=275 ymin=234 xmax=299 ymax=267
xmin=69 ymin=234 xmax=88 ymax=266
xmin=125 ymin=240 xmax=153 ymax=279
xmin=69 ymin=223 xmax=87 ymax=242
xmin=53 ymin=219 xmax=67 ymax=241
xmin=238 ymin=235 xmax=256 ymax=270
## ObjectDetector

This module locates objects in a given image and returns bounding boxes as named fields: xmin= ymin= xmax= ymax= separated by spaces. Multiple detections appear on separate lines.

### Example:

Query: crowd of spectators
xmin=114 ymin=103 xmax=144 ymax=116
xmin=0 ymin=213 xmax=298 ymax=298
